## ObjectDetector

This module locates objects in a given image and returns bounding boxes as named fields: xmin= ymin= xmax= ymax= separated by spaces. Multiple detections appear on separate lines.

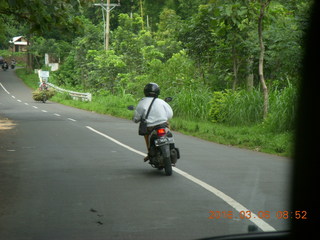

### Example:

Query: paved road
xmin=0 ymin=69 xmax=291 ymax=240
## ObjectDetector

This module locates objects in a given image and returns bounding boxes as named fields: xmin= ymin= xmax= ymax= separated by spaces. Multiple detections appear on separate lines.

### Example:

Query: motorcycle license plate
xmin=155 ymin=137 xmax=174 ymax=146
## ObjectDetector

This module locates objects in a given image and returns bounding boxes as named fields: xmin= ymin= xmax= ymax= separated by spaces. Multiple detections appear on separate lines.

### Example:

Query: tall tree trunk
xmin=258 ymin=0 xmax=271 ymax=119
xmin=26 ymin=34 xmax=33 ymax=73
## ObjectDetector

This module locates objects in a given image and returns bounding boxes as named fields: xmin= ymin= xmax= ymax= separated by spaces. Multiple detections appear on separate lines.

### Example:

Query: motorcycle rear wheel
xmin=164 ymin=157 xmax=172 ymax=176
xmin=42 ymin=94 xmax=47 ymax=103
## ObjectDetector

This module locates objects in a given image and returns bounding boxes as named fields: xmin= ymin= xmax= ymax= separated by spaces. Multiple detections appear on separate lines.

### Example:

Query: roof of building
xmin=9 ymin=36 xmax=28 ymax=45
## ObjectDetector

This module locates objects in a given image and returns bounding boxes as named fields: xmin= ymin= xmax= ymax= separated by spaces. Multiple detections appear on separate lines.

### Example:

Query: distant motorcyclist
xmin=2 ymin=61 xmax=8 ymax=71
xmin=39 ymin=79 xmax=48 ymax=91
xmin=133 ymin=83 xmax=173 ymax=161
xmin=10 ymin=59 xmax=16 ymax=69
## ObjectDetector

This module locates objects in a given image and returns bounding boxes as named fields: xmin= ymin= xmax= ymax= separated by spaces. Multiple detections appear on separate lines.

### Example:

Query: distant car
xmin=0 ymin=56 xmax=4 ymax=65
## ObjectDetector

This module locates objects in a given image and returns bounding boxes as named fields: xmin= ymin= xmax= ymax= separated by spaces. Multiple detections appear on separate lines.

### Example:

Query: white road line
xmin=67 ymin=118 xmax=76 ymax=122
xmin=11 ymin=95 xmax=15 ymax=99
xmin=41 ymin=110 xmax=47 ymax=113
xmin=24 ymin=103 xmax=29 ymax=105
xmin=173 ymin=168 xmax=276 ymax=232
xmin=0 ymin=82 xmax=10 ymax=94
xmin=54 ymin=113 xmax=61 ymax=117
xmin=32 ymin=106 xmax=38 ymax=109
xmin=86 ymin=126 xmax=147 ymax=157
xmin=17 ymin=99 xmax=22 ymax=102
xmin=85 ymin=126 xmax=276 ymax=232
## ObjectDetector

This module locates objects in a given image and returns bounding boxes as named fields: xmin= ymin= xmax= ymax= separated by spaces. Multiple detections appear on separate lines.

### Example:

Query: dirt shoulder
xmin=0 ymin=117 xmax=15 ymax=131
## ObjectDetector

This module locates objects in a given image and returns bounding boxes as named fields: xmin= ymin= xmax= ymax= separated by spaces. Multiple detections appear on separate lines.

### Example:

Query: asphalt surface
xmin=0 ymin=69 xmax=291 ymax=240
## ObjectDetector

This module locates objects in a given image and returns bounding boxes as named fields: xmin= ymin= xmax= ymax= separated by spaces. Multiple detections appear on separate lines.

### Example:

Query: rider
xmin=39 ymin=79 xmax=48 ymax=91
xmin=11 ymin=59 xmax=16 ymax=69
xmin=133 ymin=83 xmax=173 ymax=161
xmin=2 ymin=60 xmax=8 ymax=70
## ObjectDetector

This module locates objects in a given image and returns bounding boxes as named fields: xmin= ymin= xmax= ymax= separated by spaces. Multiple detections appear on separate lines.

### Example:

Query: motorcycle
xmin=2 ymin=62 xmax=8 ymax=71
xmin=128 ymin=97 xmax=180 ymax=176
xmin=39 ymin=82 xmax=48 ymax=103
xmin=41 ymin=91 xmax=47 ymax=103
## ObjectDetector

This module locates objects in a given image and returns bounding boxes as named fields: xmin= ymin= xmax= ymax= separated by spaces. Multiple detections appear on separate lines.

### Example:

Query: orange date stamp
xmin=208 ymin=210 xmax=307 ymax=220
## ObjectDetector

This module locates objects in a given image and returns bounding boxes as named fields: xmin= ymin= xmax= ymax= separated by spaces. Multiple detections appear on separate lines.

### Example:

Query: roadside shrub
xmin=169 ymin=86 xmax=211 ymax=121
xmin=209 ymin=90 xmax=232 ymax=123
xmin=224 ymin=90 xmax=264 ymax=126
xmin=209 ymin=89 xmax=263 ymax=126
xmin=264 ymin=84 xmax=298 ymax=132
xmin=209 ymin=85 xmax=298 ymax=133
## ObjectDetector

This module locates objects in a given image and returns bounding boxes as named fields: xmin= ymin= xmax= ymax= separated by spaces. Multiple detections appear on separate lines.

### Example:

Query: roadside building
xmin=9 ymin=36 xmax=28 ymax=52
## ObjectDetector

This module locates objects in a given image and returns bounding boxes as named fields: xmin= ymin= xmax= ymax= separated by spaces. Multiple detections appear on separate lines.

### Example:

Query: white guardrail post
xmin=37 ymin=70 xmax=92 ymax=102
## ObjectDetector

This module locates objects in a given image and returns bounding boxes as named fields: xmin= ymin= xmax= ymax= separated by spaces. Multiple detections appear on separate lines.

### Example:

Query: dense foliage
xmin=1 ymin=0 xmax=312 ymax=135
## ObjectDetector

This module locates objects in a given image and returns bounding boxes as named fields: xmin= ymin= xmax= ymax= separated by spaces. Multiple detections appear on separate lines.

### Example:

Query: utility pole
xmin=94 ymin=0 xmax=120 ymax=50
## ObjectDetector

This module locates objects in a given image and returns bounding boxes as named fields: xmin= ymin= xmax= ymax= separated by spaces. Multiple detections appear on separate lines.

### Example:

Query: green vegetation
xmin=170 ymin=118 xmax=293 ymax=155
xmin=15 ymin=68 xmax=38 ymax=89
xmin=6 ymin=0 xmax=312 ymax=157
xmin=16 ymin=68 xmax=293 ymax=156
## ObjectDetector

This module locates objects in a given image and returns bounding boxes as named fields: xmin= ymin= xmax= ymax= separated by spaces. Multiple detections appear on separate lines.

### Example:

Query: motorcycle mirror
xmin=164 ymin=97 xmax=172 ymax=103
xmin=127 ymin=105 xmax=135 ymax=111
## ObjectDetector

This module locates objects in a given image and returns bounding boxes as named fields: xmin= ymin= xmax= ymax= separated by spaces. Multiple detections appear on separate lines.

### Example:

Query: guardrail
xmin=47 ymin=83 xmax=92 ymax=102
xmin=37 ymin=69 xmax=92 ymax=101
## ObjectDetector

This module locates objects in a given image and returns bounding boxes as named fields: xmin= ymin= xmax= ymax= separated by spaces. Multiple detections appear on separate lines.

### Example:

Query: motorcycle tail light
xmin=157 ymin=128 xmax=166 ymax=137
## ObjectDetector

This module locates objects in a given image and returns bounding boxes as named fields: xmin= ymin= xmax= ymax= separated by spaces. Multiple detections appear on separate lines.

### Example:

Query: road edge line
xmin=0 ymin=82 xmax=10 ymax=94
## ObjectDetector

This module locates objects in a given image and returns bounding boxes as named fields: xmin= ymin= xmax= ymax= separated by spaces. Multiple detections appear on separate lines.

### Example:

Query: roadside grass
xmin=16 ymin=68 xmax=39 ymax=89
xmin=50 ymin=92 xmax=137 ymax=120
xmin=170 ymin=118 xmax=293 ymax=156
xmin=15 ymin=68 xmax=293 ymax=157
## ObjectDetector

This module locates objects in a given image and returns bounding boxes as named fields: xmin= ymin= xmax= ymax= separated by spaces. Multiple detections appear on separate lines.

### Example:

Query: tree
xmin=86 ymin=50 xmax=126 ymax=92
xmin=111 ymin=13 xmax=152 ymax=73
xmin=209 ymin=1 xmax=258 ymax=90
xmin=0 ymin=0 xmax=94 ymax=33
xmin=0 ymin=0 xmax=94 ymax=70
xmin=258 ymin=0 xmax=271 ymax=119
xmin=179 ymin=5 xmax=216 ymax=85
xmin=155 ymin=8 xmax=182 ymax=60
xmin=263 ymin=1 xmax=309 ymax=86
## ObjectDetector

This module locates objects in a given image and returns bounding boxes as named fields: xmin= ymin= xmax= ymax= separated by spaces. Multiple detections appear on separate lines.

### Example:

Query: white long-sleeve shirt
xmin=133 ymin=97 xmax=173 ymax=127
